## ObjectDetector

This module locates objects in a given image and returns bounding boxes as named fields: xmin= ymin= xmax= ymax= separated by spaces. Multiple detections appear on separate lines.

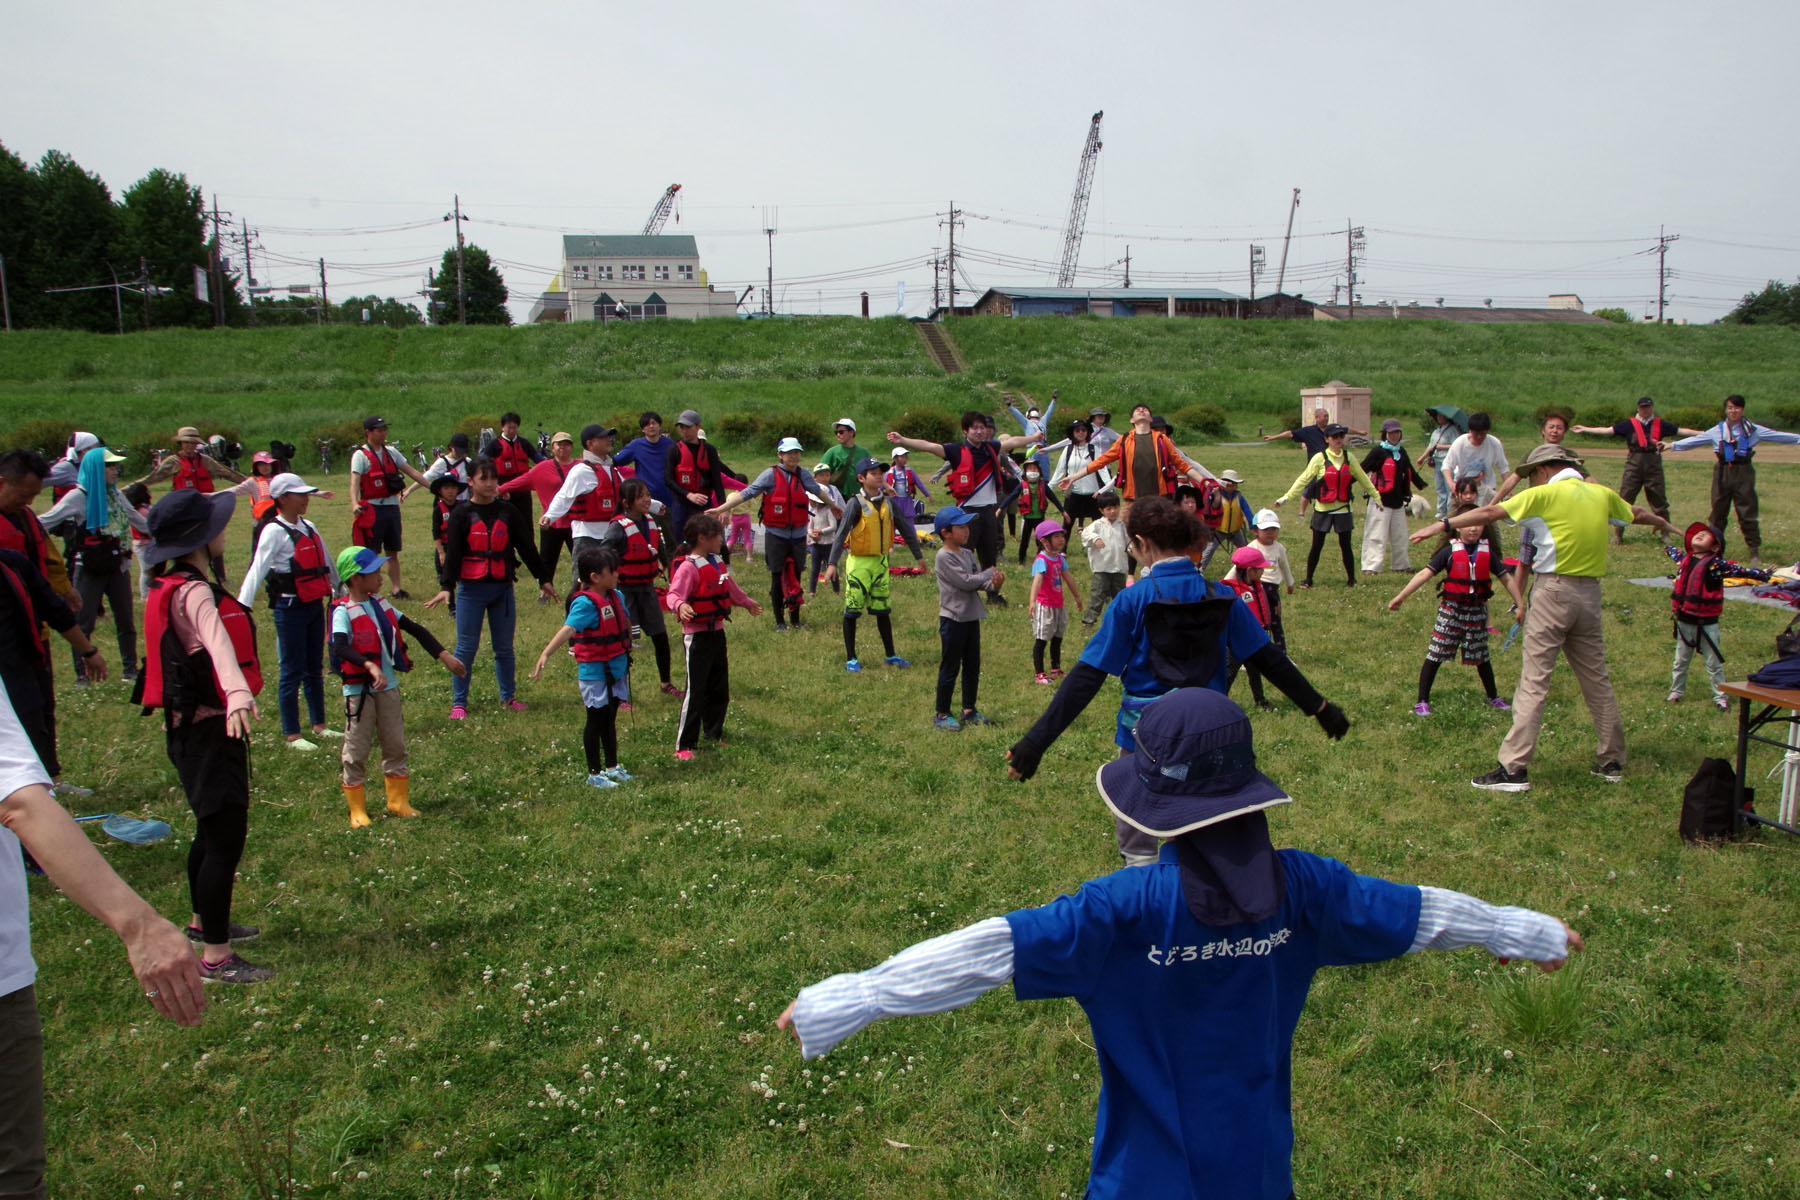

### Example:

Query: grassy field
xmin=7 ymin=320 xmax=1800 ymax=1198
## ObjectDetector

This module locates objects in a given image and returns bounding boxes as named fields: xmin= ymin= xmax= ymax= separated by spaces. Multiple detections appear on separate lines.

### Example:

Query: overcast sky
xmin=6 ymin=1 xmax=1797 ymax=324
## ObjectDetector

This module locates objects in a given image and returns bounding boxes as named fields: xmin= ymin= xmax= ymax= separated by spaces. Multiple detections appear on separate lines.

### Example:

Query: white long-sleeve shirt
xmin=1080 ymin=516 xmax=1129 ymax=574
xmin=236 ymin=515 xmax=340 ymax=607
xmin=543 ymin=455 xmax=620 ymax=540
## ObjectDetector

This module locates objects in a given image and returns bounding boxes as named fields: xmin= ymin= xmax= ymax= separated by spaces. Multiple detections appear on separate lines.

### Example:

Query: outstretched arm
xmin=887 ymin=433 xmax=948 ymax=459
xmin=1388 ymin=566 xmax=1437 ymax=610
xmin=1409 ymin=886 xmax=1580 ymax=971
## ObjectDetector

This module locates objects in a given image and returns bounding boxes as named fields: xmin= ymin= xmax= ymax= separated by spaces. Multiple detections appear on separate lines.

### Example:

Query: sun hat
xmin=336 ymin=545 xmax=387 ymax=579
xmin=933 ymin=505 xmax=976 ymax=535
xmin=1033 ymin=519 xmax=1066 ymax=542
xmin=1097 ymin=688 xmax=1290 ymax=840
xmin=362 ymin=415 xmax=387 ymax=431
xmin=834 ymin=417 xmax=857 ymax=433
xmin=1518 ymin=442 xmax=1584 ymax=472
xmin=1252 ymin=508 xmax=1280 ymax=529
xmin=142 ymin=490 xmax=236 ymax=566
xmin=428 ymin=473 xmax=464 ymax=494
xmin=776 ymin=436 xmax=804 ymax=453
xmin=1089 ymin=406 xmax=1110 ymax=418
xmin=676 ymin=409 xmax=703 ymax=427
xmin=551 ymin=431 xmax=574 ymax=445
xmin=1230 ymin=545 xmax=1269 ymax=571
xmin=268 ymin=473 xmax=319 ymax=499
xmin=174 ymin=426 xmax=204 ymax=444
xmin=1219 ymin=469 xmax=1244 ymax=484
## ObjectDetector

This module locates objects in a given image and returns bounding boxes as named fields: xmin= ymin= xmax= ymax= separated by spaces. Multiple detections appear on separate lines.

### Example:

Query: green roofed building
xmin=528 ymin=234 xmax=741 ymax=322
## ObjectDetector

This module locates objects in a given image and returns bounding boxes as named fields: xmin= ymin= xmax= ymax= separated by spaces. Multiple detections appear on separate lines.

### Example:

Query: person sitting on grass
xmin=331 ymin=546 xmax=466 ymax=827
xmin=1387 ymin=503 xmax=1523 ymax=717
xmin=533 ymin=547 xmax=637 ymax=789
xmin=1028 ymin=520 xmax=1081 ymax=685
xmin=823 ymin=457 xmax=924 ymax=674
xmin=779 ymin=687 xmax=1582 ymax=1200
xmin=664 ymin=514 xmax=762 ymax=762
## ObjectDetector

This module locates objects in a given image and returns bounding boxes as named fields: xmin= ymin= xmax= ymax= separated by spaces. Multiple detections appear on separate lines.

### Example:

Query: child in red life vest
xmin=1028 ymin=520 xmax=1082 ymax=684
xmin=720 ymin=471 xmax=757 ymax=562
xmin=532 ymin=546 xmax=637 ymax=787
xmin=1665 ymin=521 xmax=1772 ymax=710
xmin=138 ymin=490 xmax=269 ymax=984
xmin=1224 ymin=544 xmax=1277 ymax=710
xmin=1387 ymin=504 xmax=1524 ymax=716
xmin=603 ymin=479 xmax=683 ymax=698
xmin=331 ymin=546 xmax=466 ymax=827
xmin=1016 ymin=460 xmax=1067 ymax=564
xmin=664 ymin=514 xmax=761 ymax=760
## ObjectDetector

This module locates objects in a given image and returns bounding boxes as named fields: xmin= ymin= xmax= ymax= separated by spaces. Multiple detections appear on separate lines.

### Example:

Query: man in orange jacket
xmin=1057 ymin=403 xmax=1213 ymax=509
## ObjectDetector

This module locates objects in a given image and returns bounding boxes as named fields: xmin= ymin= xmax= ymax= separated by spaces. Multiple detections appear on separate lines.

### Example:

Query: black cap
xmin=580 ymin=423 xmax=616 ymax=444
xmin=363 ymin=415 xmax=388 ymax=430
xmin=1325 ymin=423 xmax=1349 ymax=437
xmin=1637 ymin=396 xmax=1654 ymax=408
xmin=449 ymin=432 xmax=470 ymax=450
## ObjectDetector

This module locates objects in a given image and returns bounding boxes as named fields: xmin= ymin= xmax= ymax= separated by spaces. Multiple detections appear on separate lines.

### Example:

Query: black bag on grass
xmin=1680 ymin=757 xmax=1750 ymax=843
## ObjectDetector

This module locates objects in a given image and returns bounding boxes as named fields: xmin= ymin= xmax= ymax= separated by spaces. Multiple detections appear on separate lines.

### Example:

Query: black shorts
xmin=1064 ymin=492 xmax=1101 ymax=522
xmin=355 ymin=505 xmax=404 ymax=554
xmin=166 ymin=716 xmax=250 ymax=820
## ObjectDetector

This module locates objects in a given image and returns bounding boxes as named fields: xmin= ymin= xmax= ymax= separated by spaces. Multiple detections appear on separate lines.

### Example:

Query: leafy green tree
xmin=429 ymin=243 xmax=510 ymax=325
xmin=334 ymin=294 xmax=423 ymax=327
xmin=1723 ymin=279 xmax=1800 ymax=326
xmin=115 ymin=168 xmax=212 ymax=329
xmin=247 ymin=294 xmax=326 ymax=327
xmin=31 ymin=150 xmax=117 ymax=331
xmin=1591 ymin=307 xmax=1632 ymax=324
xmin=0 ymin=142 xmax=38 ymax=328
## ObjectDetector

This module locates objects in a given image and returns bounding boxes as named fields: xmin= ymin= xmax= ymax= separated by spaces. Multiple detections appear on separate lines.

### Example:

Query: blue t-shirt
xmin=1079 ymin=558 xmax=1271 ymax=696
xmin=612 ymin=437 xmax=677 ymax=505
xmin=1006 ymin=846 xmax=1421 ymax=1200
xmin=567 ymin=591 xmax=629 ymax=683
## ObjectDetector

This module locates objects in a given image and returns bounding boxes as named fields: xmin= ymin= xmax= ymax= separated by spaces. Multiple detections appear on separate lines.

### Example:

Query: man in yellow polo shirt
xmin=1416 ymin=443 xmax=1675 ymax=793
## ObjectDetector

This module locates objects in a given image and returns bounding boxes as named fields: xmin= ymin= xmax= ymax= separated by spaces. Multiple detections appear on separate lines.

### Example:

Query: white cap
xmin=269 ymin=472 xmax=320 ymax=499
xmin=66 ymin=432 xmax=100 ymax=462
xmin=834 ymin=417 xmax=857 ymax=433
xmin=776 ymin=436 xmax=803 ymax=453
xmin=1253 ymin=508 xmax=1280 ymax=530
xmin=889 ymin=447 xmax=909 ymax=459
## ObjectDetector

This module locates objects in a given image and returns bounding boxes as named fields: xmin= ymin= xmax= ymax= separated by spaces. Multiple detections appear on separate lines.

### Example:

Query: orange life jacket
xmin=171 ymin=453 xmax=215 ymax=493
xmin=249 ymin=475 xmax=275 ymax=519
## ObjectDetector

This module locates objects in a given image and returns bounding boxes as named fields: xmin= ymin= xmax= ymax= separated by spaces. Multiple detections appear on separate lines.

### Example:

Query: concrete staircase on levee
xmin=915 ymin=321 xmax=966 ymax=374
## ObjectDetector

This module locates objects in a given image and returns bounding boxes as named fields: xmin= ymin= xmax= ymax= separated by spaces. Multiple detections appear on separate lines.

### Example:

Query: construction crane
xmin=1056 ymin=111 xmax=1104 ymax=287
xmin=642 ymin=184 xmax=682 ymax=235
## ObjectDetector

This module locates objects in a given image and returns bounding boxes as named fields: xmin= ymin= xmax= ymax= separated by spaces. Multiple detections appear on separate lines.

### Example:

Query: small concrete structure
xmin=1300 ymin=380 xmax=1371 ymax=438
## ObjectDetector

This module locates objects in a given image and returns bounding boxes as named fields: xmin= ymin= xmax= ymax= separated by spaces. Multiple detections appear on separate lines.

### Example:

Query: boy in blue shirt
xmin=780 ymin=689 xmax=1581 ymax=1200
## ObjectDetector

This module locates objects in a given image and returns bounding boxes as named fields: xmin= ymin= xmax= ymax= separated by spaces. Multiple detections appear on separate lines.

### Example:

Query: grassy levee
xmin=6 ymin=319 xmax=1800 ymax=1198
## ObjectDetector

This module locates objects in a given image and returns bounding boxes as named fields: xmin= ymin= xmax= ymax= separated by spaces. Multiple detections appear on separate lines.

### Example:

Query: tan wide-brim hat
xmin=175 ymin=426 xmax=203 ymax=443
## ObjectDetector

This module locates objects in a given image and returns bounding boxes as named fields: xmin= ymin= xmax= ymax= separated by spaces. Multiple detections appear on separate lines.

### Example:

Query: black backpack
xmin=1679 ymin=757 xmax=1751 ymax=843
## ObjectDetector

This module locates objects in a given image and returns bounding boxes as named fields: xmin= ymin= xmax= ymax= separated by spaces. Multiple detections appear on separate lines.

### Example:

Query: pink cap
xmin=1033 ymin=520 xmax=1066 ymax=542
xmin=1230 ymin=545 xmax=1269 ymax=570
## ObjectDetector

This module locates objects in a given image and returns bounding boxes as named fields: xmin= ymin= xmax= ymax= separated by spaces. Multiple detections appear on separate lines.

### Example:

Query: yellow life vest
xmin=845 ymin=496 xmax=894 ymax=557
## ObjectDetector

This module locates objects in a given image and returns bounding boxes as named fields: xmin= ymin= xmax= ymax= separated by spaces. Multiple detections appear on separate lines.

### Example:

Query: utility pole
xmin=241 ymin=218 xmax=259 ymax=327
xmin=930 ymin=254 xmax=941 ymax=313
xmin=762 ymin=207 xmax=777 ymax=317
xmin=1656 ymin=225 xmax=1679 ymax=324
xmin=1122 ymin=245 xmax=1131 ymax=289
xmin=942 ymin=201 xmax=963 ymax=317
xmin=1275 ymin=188 xmax=1300 ymax=296
xmin=208 ymin=195 xmax=227 ymax=327
xmin=1345 ymin=222 xmax=1366 ymax=318
xmin=1248 ymin=244 xmax=1266 ymax=302
xmin=453 ymin=195 xmax=467 ymax=324
xmin=318 ymin=258 xmax=329 ymax=325
xmin=139 ymin=257 xmax=151 ymax=330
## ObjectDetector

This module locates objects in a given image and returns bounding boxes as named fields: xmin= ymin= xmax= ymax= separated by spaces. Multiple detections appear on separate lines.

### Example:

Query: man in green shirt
xmin=819 ymin=419 xmax=865 ymax=502
xmin=1419 ymin=443 xmax=1675 ymax=793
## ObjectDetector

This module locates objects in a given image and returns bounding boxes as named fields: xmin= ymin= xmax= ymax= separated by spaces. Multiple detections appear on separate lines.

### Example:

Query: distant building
xmin=527 ymin=235 xmax=740 ymax=323
xmin=966 ymin=286 xmax=1247 ymax=318
xmin=1313 ymin=298 xmax=1606 ymax=324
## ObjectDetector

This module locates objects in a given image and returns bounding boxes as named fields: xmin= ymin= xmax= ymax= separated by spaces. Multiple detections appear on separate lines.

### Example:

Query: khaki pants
xmin=1361 ymin=500 xmax=1411 ymax=573
xmin=1709 ymin=461 xmax=1760 ymax=555
xmin=342 ymin=687 xmax=407 ymax=787
xmin=1497 ymin=574 xmax=1626 ymax=774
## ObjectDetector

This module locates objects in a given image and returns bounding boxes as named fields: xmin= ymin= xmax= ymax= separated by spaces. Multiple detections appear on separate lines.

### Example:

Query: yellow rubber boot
xmin=344 ymin=783 xmax=371 ymax=828
xmin=384 ymin=774 xmax=418 ymax=818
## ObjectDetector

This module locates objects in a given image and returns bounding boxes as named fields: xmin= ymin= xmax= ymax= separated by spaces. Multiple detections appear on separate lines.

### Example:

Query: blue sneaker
xmin=586 ymin=772 xmax=619 ymax=789
xmin=961 ymin=710 xmax=994 ymax=726
xmin=933 ymin=713 xmax=963 ymax=732
xmin=845 ymin=659 xmax=862 ymax=673
xmin=604 ymin=764 xmax=634 ymax=783
xmin=884 ymin=656 xmax=912 ymax=669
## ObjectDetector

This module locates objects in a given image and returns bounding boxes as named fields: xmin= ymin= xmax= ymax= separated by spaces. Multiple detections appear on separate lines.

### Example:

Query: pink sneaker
xmin=503 ymin=699 xmax=528 ymax=712
xmin=1413 ymin=702 xmax=1432 ymax=716
xmin=449 ymin=705 xmax=467 ymax=720
xmin=1033 ymin=672 xmax=1053 ymax=685
xmin=617 ymin=701 xmax=634 ymax=713
xmin=674 ymin=749 xmax=695 ymax=762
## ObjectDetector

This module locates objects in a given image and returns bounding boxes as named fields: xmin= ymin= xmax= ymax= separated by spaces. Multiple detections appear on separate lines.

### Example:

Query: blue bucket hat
xmin=1097 ymin=689 xmax=1289 ymax=839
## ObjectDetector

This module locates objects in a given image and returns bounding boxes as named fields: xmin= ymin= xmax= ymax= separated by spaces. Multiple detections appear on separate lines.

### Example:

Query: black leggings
xmin=1032 ymin=637 xmax=1063 ymax=673
xmin=584 ymin=701 xmax=620 ymax=772
xmin=936 ymin=618 xmax=982 ymax=715
xmin=1419 ymin=658 xmax=1499 ymax=704
xmin=844 ymin=612 xmax=896 ymax=662
xmin=539 ymin=526 xmax=572 ymax=579
xmin=187 ymin=806 xmax=248 ymax=948
xmin=1018 ymin=516 xmax=1042 ymax=563
xmin=765 ymin=536 xmax=807 ymax=623
xmin=1305 ymin=528 xmax=1356 ymax=585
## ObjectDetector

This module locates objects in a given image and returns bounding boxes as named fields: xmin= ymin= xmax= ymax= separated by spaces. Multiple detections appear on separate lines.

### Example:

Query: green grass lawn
xmin=7 ymin=320 xmax=1800 ymax=1197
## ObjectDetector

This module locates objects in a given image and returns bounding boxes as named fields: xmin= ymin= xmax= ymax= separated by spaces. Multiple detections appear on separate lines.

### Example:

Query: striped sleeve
xmin=788 ymin=917 xmax=1015 ymax=1059
xmin=1408 ymin=886 xmax=1570 ymax=962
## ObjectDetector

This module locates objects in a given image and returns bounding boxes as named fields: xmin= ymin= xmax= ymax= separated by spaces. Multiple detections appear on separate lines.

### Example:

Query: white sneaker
xmin=286 ymin=737 xmax=319 ymax=752
xmin=313 ymin=728 xmax=345 ymax=740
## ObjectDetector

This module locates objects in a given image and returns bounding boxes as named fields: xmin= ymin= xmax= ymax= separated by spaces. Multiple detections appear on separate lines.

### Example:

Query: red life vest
xmin=434 ymin=498 xmax=455 ymax=546
xmin=357 ymin=445 xmax=402 ymax=501
xmin=617 ymin=516 xmax=663 ymax=586
xmin=682 ymin=555 xmax=734 ymax=622
xmin=571 ymin=462 xmax=620 ymax=524
xmin=0 ymin=512 xmax=50 ymax=580
xmin=569 ymin=588 xmax=633 ymax=662
xmin=139 ymin=566 xmax=263 ymax=723
xmin=331 ymin=596 xmax=412 ymax=684
xmin=947 ymin=441 xmax=1002 ymax=502
xmin=171 ymin=453 xmax=214 ymax=493
xmin=758 ymin=467 xmax=811 ymax=529
xmin=459 ymin=512 xmax=511 ymax=580
xmin=1629 ymin=416 xmax=1668 ymax=452
xmin=275 ymin=521 xmax=332 ymax=602
xmin=51 ymin=485 xmax=75 ymax=503
xmin=1671 ymin=553 xmax=1724 ymax=622
xmin=1372 ymin=455 xmax=1401 ymax=494
xmin=249 ymin=475 xmax=275 ymax=520
xmin=1227 ymin=575 xmax=1271 ymax=629
xmin=0 ymin=558 xmax=46 ymax=663
xmin=1198 ymin=481 xmax=1225 ymax=528
xmin=673 ymin=440 xmax=714 ymax=495
xmin=493 ymin=435 xmax=532 ymax=480
xmin=1317 ymin=456 xmax=1356 ymax=505
xmin=1440 ymin=540 xmax=1493 ymax=599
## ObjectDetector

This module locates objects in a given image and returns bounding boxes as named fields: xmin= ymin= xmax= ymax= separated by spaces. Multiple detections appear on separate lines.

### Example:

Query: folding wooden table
xmin=1720 ymin=680 xmax=1800 ymax=838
